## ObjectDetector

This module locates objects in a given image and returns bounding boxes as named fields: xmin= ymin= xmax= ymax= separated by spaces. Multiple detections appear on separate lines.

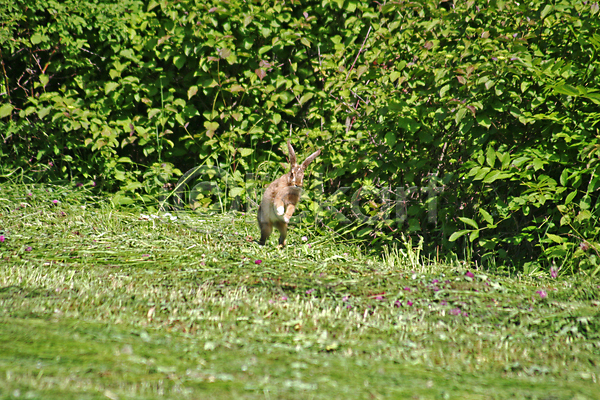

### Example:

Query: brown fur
xmin=257 ymin=140 xmax=321 ymax=246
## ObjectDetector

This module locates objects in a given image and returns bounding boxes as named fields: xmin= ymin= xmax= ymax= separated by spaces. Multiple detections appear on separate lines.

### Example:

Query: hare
xmin=257 ymin=140 xmax=321 ymax=246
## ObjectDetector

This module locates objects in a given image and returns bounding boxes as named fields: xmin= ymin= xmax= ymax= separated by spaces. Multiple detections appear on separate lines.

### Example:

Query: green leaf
xmin=0 ymin=103 xmax=14 ymax=119
xmin=546 ymin=233 xmax=564 ymax=243
xmin=498 ymin=152 xmax=511 ymax=169
xmin=477 ymin=114 xmax=492 ymax=128
xmin=37 ymin=106 xmax=51 ymax=119
xmin=112 ymin=193 xmax=135 ymax=205
xmin=459 ymin=217 xmax=479 ymax=229
xmin=408 ymin=219 xmax=421 ymax=232
xmin=486 ymin=146 xmax=496 ymax=168
xmin=474 ymin=167 xmax=491 ymax=181
xmin=532 ymin=158 xmax=545 ymax=171
xmin=480 ymin=209 xmax=494 ymax=226
xmin=455 ymin=107 xmax=467 ymax=124
xmin=218 ymin=48 xmax=231 ymax=59
xmin=39 ymin=74 xmax=49 ymax=87
xmin=520 ymin=81 xmax=532 ymax=93
xmin=238 ymin=148 xmax=253 ymax=157
xmin=30 ymin=33 xmax=44 ymax=45
xmin=357 ymin=228 xmax=371 ymax=237
xmin=384 ymin=132 xmax=396 ymax=147
xmin=540 ymin=4 xmax=553 ymax=18
xmin=565 ymin=191 xmax=577 ymax=205
xmin=585 ymin=93 xmax=600 ymax=104
xmin=439 ymin=84 xmax=450 ymax=98
xmin=576 ymin=210 xmax=592 ymax=223
xmin=560 ymin=169 xmax=569 ymax=186
xmin=398 ymin=117 xmax=420 ymax=133
xmin=483 ymin=170 xmax=512 ymax=183
xmin=299 ymin=92 xmax=314 ymax=105
xmin=356 ymin=65 xmax=369 ymax=78
xmin=174 ymin=55 xmax=186 ymax=69
xmin=204 ymin=121 xmax=219 ymax=131
xmin=105 ymin=82 xmax=119 ymax=95
xmin=229 ymin=187 xmax=244 ymax=197
xmin=258 ymin=45 xmax=272 ymax=55
xmin=580 ymin=195 xmax=591 ymax=210
xmin=187 ymin=85 xmax=198 ymax=100
xmin=449 ymin=229 xmax=471 ymax=242
xmin=553 ymin=84 xmax=579 ymax=97
xmin=229 ymin=84 xmax=244 ymax=93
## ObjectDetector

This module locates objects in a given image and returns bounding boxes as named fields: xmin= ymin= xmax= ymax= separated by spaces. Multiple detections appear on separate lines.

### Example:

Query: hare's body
xmin=257 ymin=141 xmax=321 ymax=246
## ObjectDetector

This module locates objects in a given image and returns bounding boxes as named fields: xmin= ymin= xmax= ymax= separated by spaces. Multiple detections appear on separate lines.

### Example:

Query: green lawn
xmin=1 ymin=184 xmax=599 ymax=399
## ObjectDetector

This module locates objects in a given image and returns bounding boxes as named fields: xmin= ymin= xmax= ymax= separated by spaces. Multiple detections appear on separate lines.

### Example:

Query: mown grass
xmin=1 ymin=183 xmax=599 ymax=399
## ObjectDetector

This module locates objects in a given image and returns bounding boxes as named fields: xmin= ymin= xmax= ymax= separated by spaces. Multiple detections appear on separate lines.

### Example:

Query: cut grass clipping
xmin=1 ymin=184 xmax=599 ymax=399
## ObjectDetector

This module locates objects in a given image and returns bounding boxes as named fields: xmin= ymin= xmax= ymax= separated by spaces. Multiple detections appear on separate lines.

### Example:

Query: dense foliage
xmin=1 ymin=0 xmax=599 ymax=274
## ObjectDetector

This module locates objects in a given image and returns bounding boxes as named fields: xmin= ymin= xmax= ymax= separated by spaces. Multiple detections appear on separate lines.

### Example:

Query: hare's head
xmin=286 ymin=140 xmax=321 ymax=188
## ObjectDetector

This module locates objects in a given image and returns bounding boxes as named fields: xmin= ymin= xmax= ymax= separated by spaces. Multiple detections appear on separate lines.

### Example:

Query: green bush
xmin=1 ymin=0 xmax=599 ymax=274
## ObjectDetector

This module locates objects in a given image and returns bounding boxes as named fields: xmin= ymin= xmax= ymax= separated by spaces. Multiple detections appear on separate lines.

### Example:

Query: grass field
xmin=1 ymin=184 xmax=599 ymax=399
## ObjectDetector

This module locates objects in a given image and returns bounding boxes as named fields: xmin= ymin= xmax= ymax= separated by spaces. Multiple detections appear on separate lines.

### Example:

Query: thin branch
xmin=344 ymin=25 xmax=372 ymax=83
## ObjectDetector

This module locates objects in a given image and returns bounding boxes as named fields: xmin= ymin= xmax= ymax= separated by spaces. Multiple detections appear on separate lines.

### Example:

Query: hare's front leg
xmin=274 ymin=197 xmax=285 ymax=217
xmin=283 ymin=203 xmax=296 ymax=223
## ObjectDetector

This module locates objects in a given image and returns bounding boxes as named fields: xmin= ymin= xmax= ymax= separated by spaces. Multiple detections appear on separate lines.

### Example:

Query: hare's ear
xmin=287 ymin=140 xmax=297 ymax=166
xmin=301 ymin=148 xmax=321 ymax=169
